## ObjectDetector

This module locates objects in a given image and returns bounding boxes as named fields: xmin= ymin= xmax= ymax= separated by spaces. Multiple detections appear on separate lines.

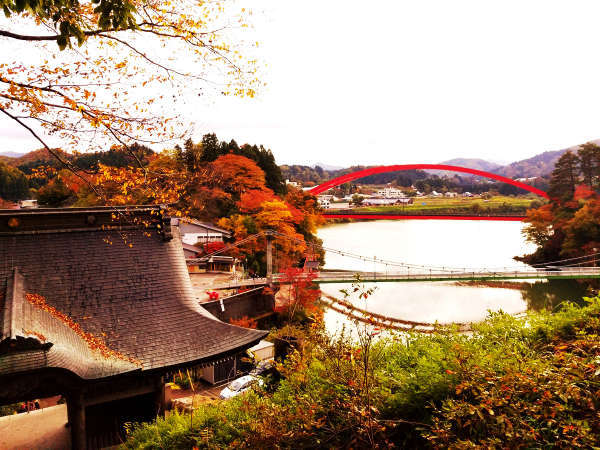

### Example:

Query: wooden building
xmin=0 ymin=206 xmax=267 ymax=449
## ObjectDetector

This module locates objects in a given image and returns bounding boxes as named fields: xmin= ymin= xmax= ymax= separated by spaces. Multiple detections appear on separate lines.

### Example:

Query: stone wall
xmin=201 ymin=288 xmax=275 ymax=322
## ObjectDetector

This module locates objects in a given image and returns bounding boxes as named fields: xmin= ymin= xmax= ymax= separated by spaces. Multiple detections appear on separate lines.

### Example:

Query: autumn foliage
xmin=1 ymin=0 xmax=260 ymax=157
xmin=32 ymin=147 xmax=323 ymax=276
xmin=274 ymin=267 xmax=321 ymax=323
xmin=229 ymin=316 xmax=258 ymax=329
xmin=520 ymin=143 xmax=600 ymax=265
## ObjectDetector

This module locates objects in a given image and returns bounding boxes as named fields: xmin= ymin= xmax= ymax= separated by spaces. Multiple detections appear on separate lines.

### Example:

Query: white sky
xmin=3 ymin=0 xmax=600 ymax=167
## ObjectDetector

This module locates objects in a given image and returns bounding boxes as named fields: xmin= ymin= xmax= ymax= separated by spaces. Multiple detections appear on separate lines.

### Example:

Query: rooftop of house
xmin=0 ymin=206 xmax=266 ymax=381
xmin=170 ymin=217 xmax=231 ymax=238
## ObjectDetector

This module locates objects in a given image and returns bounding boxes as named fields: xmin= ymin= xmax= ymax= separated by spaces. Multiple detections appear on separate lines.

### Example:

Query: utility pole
xmin=266 ymin=230 xmax=274 ymax=284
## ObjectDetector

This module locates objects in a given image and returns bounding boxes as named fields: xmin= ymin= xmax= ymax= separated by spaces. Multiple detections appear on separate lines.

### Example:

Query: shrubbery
xmin=123 ymin=297 xmax=600 ymax=449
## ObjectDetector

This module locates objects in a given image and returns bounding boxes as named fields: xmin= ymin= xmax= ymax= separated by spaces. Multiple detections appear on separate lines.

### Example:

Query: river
xmin=317 ymin=220 xmax=592 ymax=333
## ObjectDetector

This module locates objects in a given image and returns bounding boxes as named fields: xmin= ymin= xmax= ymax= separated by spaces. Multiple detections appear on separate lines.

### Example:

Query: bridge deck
xmin=306 ymin=269 xmax=600 ymax=283
xmin=211 ymin=269 xmax=600 ymax=289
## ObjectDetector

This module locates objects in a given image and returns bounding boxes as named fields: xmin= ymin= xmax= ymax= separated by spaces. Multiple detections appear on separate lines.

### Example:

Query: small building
xmin=515 ymin=177 xmax=538 ymax=183
xmin=376 ymin=187 xmax=404 ymax=198
xmin=444 ymin=192 xmax=458 ymax=197
xmin=317 ymin=195 xmax=331 ymax=209
xmin=285 ymin=179 xmax=300 ymax=188
xmin=171 ymin=217 xmax=231 ymax=245
xmin=362 ymin=197 xmax=413 ymax=206
xmin=248 ymin=340 xmax=275 ymax=362
xmin=191 ymin=255 xmax=238 ymax=273
xmin=182 ymin=243 xmax=238 ymax=274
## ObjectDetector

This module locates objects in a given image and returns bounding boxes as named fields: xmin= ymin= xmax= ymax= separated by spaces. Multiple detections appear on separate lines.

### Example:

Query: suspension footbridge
xmin=190 ymin=230 xmax=600 ymax=290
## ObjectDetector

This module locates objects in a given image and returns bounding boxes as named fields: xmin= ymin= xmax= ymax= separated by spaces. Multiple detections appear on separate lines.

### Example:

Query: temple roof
xmin=0 ymin=206 xmax=266 ymax=380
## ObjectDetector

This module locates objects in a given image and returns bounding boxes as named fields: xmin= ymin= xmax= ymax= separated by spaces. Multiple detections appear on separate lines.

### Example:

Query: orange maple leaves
xmin=26 ymin=293 xmax=140 ymax=365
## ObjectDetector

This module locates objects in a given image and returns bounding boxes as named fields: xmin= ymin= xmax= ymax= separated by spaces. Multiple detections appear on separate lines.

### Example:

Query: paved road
xmin=0 ymin=404 xmax=70 ymax=450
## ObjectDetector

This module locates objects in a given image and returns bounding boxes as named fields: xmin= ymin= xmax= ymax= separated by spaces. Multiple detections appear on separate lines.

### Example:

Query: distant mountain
xmin=1 ymin=148 xmax=74 ymax=168
xmin=493 ymin=139 xmax=600 ymax=179
xmin=495 ymin=150 xmax=568 ymax=179
xmin=0 ymin=151 xmax=26 ymax=158
xmin=312 ymin=163 xmax=344 ymax=171
xmin=438 ymin=140 xmax=600 ymax=180
xmin=439 ymin=158 xmax=502 ymax=172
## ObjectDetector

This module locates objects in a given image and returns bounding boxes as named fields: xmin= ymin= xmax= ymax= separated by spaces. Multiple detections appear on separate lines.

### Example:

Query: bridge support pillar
xmin=266 ymin=230 xmax=273 ymax=285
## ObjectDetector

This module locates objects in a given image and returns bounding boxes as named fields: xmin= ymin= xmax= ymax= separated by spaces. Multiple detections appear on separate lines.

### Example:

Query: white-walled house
xmin=376 ymin=187 xmax=404 ymax=198
xmin=170 ymin=217 xmax=231 ymax=246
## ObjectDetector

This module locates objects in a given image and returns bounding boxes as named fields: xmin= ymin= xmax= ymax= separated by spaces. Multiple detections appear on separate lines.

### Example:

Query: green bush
xmin=123 ymin=297 xmax=600 ymax=449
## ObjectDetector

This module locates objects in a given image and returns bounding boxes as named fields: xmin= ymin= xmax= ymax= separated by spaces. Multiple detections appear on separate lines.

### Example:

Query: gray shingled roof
xmin=0 ymin=207 xmax=266 ymax=380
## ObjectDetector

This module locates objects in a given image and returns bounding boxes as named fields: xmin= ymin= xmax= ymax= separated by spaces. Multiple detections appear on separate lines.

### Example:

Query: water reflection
xmin=522 ymin=279 xmax=598 ymax=311
xmin=317 ymin=220 xmax=597 ymax=332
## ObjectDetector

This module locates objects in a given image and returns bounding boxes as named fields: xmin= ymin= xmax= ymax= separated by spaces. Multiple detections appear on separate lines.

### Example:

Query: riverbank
xmin=453 ymin=280 xmax=526 ymax=290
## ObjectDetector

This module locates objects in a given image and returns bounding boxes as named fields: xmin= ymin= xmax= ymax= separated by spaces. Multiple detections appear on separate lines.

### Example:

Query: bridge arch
xmin=308 ymin=164 xmax=549 ymax=199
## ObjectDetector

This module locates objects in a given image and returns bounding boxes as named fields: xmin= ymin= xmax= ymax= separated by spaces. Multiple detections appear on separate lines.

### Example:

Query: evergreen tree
xmin=226 ymin=139 xmax=240 ymax=154
xmin=548 ymin=150 xmax=580 ymax=202
xmin=200 ymin=133 xmax=222 ymax=162
xmin=0 ymin=163 xmax=29 ymax=201
xmin=577 ymin=142 xmax=600 ymax=189
xmin=183 ymin=138 xmax=203 ymax=171
xmin=197 ymin=132 xmax=286 ymax=193
xmin=173 ymin=144 xmax=185 ymax=169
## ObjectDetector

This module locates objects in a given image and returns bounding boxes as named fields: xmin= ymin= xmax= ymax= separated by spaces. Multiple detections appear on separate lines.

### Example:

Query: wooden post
xmin=67 ymin=391 xmax=86 ymax=450
xmin=154 ymin=376 xmax=166 ymax=416
xmin=266 ymin=230 xmax=273 ymax=284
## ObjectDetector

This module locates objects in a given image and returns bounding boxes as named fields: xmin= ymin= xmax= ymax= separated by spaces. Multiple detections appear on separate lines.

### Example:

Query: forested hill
xmin=439 ymin=158 xmax=501 ymax=172
xmin=3 ymin=137 xmax=600 ymax=195
xmin=495 ymin=149 xmax=569 ymax=179
xmin=282 ymin=139 xmax=600 ymax=185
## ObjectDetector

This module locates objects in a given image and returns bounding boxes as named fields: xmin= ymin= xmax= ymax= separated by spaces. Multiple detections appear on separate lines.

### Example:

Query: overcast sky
xmin=3 ymin=0 xmax=600 ymax=167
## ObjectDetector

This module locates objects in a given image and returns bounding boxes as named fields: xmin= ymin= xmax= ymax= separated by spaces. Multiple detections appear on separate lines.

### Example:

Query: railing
xmin=209 ymin=267 xmax=600 ymax=289
xmin=209 ymin=277 xmax=269 ymax=290
xmin=270 ymin=267 xmax=600 ymax=283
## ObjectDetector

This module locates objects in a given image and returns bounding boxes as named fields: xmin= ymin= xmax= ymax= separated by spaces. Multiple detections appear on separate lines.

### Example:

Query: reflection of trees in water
xmin=522 ymin=279 xmax=599 ymax=311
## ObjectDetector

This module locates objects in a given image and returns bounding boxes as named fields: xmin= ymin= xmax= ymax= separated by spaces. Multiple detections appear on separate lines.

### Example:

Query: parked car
xmin=219 ymin=375 xmax=263 ymax=399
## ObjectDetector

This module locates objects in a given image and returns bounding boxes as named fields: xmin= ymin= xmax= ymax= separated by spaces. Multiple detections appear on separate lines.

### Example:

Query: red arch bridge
xmin=308 ymin=164 xmax=549 ymax=221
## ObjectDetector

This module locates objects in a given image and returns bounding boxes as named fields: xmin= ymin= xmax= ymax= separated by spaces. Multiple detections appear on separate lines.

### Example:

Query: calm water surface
xmin=317 ymin=220 xmax=591 ymax=332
